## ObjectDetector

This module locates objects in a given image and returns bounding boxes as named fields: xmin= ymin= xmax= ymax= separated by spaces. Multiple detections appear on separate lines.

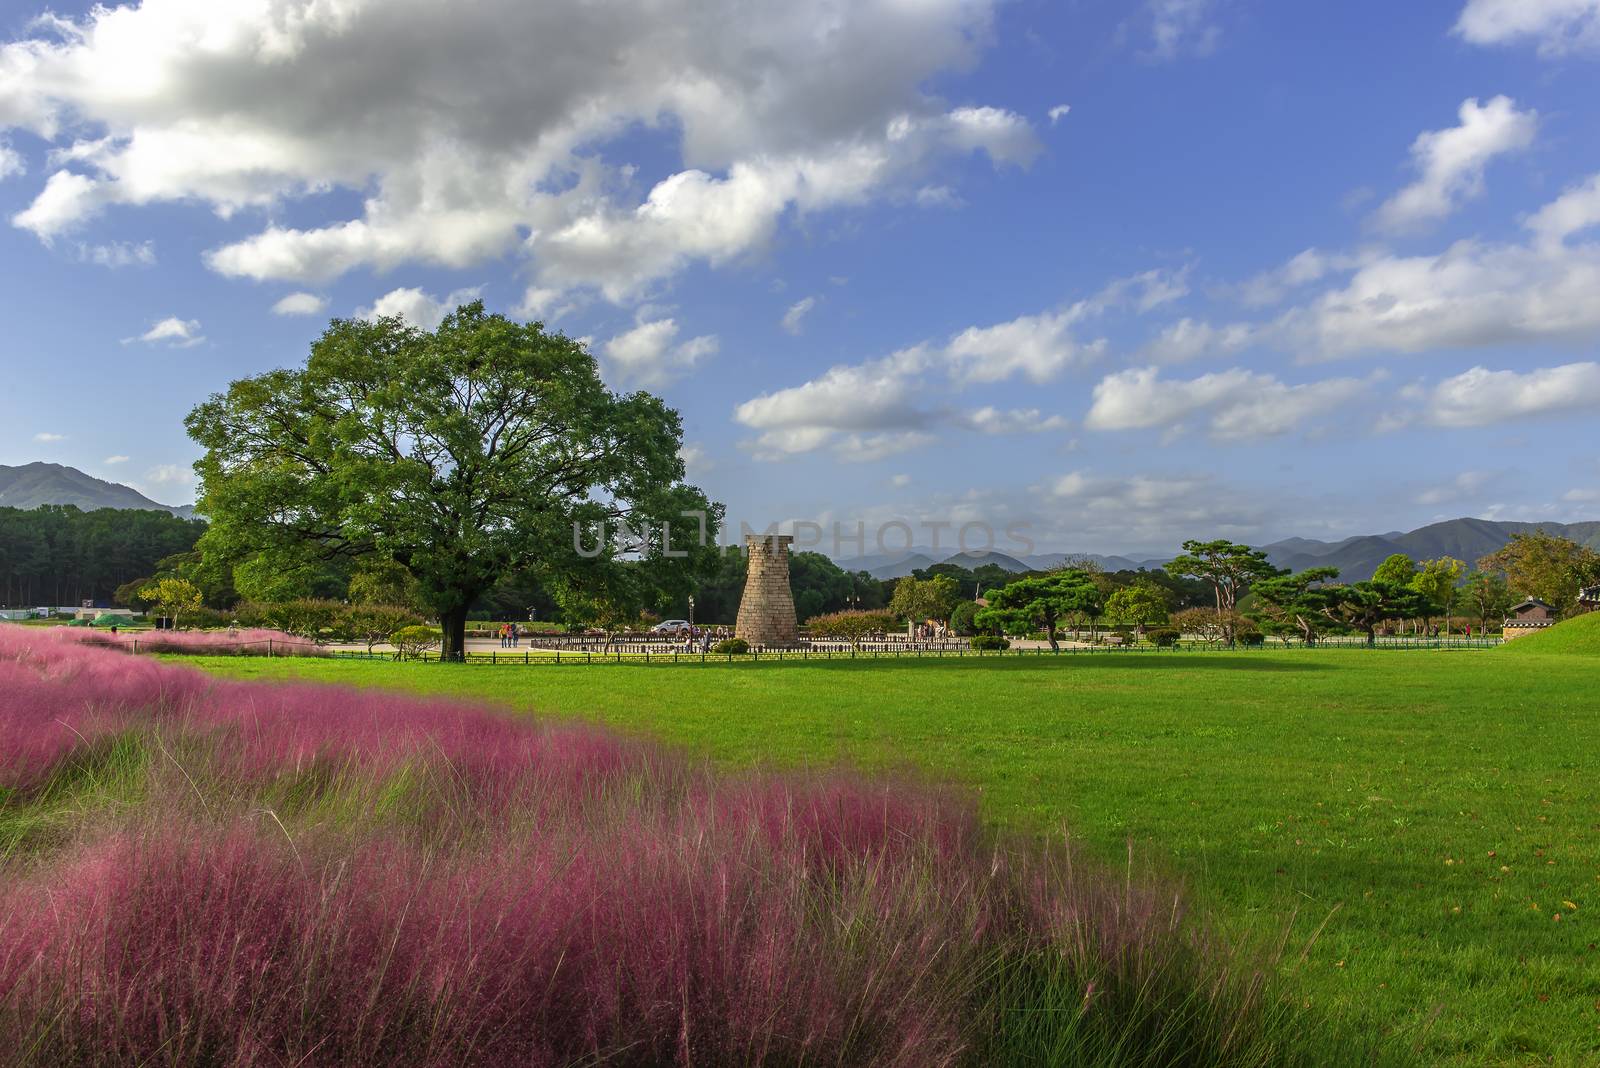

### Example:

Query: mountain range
xmin=4 ymin=462 xmax=1597 ymax=580
xmin=0 ymin=462 xmax=195 ymax=517
xmin=835 ymin=517 xmax=1600 ymax=582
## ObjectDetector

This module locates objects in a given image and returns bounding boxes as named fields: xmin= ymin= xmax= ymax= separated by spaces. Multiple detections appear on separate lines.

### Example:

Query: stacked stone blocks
xmin=735 ymin=534 xmax=798 ymax=647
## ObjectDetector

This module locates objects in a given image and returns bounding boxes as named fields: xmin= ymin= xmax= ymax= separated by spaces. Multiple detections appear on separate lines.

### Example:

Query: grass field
xmin=193 ymin=637 xmax=1600 ymax=1065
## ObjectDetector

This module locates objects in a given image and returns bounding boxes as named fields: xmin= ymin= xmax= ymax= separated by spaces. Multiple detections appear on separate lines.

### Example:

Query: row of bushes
xmin=173 ymin=601 xmax=425 ymax=648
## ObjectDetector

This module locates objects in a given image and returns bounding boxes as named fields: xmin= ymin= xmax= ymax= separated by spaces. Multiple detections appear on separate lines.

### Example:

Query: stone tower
xmin=735 ymin=534 xmax=798 ymax=647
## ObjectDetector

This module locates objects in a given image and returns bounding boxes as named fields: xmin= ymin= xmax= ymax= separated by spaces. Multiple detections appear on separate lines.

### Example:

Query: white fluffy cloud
xmin=357 ymin=287 xmax=481 ymax=332
xmin=1048 ymin=104 xmax=1072 ymax=125
xmin=32 ymin=432 xmax=65 ymax=443
xmin=1418 ymin=362 xmax=1600 ymax=426
xmin=271 ymin=292 xmax=328 ymax=316
xmin=1085 ymin=367 xmax=1369 ymax=441
xmin=126 ymin=316 xmax=204 ymax=347
xmin=0 ymin=0 xmax=1033 ymax=301
xmin=781 ymin=296 xmax=817 ymax=335
xmin=1159 ymin=174 xmax=1600 ymax=363
xmin=1373 ymin=96 xmax=1536 ymax=233
xmin=733 ymin=268 xmax=1190 ymax=458
xmin=602 ymin=318 xmax=718 ymax=387
xmin=1455 ymin=0 xmax=1600 ymax=55
xmin=944 ymin=309 xmax=1103 ymax=384
xmin=1285 ymin=236 xmax=1600 ymax=358
xmin=103 ymin=455 xmax=129 ymax=465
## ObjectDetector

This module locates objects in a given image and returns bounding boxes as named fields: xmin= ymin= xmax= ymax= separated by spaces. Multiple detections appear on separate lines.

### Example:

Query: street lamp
xmin=688 ymin=595 xmax=695 ymax=629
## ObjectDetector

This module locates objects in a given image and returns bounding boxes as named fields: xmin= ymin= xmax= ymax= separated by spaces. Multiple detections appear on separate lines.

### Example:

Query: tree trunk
xmin=440 ymin=606 xmax=469 ymax=661
xmin=1365 ymin=623 xmax=1376 ymax=647
xmin=1046 ymin=620 xmax=1059 ymax=653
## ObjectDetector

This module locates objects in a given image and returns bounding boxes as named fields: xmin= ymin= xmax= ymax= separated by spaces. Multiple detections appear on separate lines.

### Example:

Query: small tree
xmin=344 ymin=604 xmax=424 ymax=653
xmin=1461 ymin=570 xmax=1512 ymax=633
xmin=114 ymin=577 xmax=155 ymax=612
xmin=1410 ymin=557 xmax=1464 ymax=634
xmin=1103 ymin=583 xmax=1170 ymax=638
xmin=1171 ymin=606 xmax=1235 ymax=645
xmin=140 ymin=577 xmax=203 ymax=629
xmin=263 ymin=598 xmax=343 ymax=642
xmin=807 ymin=609 xmax=897 ymax=649
xmin=948 ymin=600 xmax=980 ymax=637
xmin=974 ymin=570 xmax=1101 ymax=652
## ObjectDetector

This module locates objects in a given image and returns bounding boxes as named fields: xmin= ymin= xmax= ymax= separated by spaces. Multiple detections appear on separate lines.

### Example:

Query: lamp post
xmin=688 ymin=595 xmax=695 ymax=630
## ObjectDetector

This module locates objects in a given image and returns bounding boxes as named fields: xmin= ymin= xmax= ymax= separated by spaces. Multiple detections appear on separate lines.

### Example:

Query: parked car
xmin=651 ymin=619 xmax=691 ymax=634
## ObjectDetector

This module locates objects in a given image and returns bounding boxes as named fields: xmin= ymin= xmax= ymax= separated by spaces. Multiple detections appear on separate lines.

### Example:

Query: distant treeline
xmin=0 ymin=506 xmax=206 ymax=607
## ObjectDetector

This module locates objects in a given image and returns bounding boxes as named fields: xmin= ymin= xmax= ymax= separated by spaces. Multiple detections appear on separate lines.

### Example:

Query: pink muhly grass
xmin=63 ymin=627 xmax=331 ymax=657
xmin=0 ymin=626 xmax=1328 ymax=1067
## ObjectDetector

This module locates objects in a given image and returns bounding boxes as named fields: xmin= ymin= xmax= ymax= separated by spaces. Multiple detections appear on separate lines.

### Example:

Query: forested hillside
xmin=0 ymin=505 xmax=205 ymax=606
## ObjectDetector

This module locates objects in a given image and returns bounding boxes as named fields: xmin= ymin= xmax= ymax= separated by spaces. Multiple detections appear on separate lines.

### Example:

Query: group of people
xmin=910 ymin=621 xmax=951 ymax=641
xmin=496 ymin=622 xmax=530 ymax=647
xmin=676 ymin=625 xmax=728 ymax=653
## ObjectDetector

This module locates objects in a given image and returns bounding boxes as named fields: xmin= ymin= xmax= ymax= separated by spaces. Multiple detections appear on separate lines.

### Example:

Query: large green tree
xmin=889 ymin=574 xmax=960 ymax=627
xmin=1319 ymin=580 xmax=1439 ymax=647
xmin=1477 ymin=531 xmax=1600 ymax=615
xmin=1102 ymin=582 xmax=1170 ymax=635
xmin=1251 ymin=566 xmax=1342 ymax=644
xmin=975 ymin=570 xmax=1101 ymax=652
xmin=1166 ymin=539 xmax=1282 ymax=643
xmin=186 ymin=302 xmax=721 ymax=659
xmin=1371 ymin=553 xmax=1418 ymax=587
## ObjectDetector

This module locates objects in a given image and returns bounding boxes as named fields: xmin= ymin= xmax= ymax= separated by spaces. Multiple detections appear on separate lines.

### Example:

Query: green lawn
xmin=193 ymin=646 xmax=1600 ymax=1065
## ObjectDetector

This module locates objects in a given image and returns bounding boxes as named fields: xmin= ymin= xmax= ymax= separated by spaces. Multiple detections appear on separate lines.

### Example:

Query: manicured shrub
xmin=1237 ymin=630 xmax=1265 ymax=647
xmin=390 ymin=625 xmax=442 ymax=660
xmin=806 ymin=610 xmax=895 ymax=647
xmin=1148 ymin=627 xmax=1180 ymax=647
xmin=969 ymin=634 xmax=1010 ymax=651
xmin=711 ymin=637 xmax=750 ymax=655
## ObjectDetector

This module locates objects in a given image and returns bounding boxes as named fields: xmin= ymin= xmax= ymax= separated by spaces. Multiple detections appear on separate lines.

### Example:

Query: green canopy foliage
xmin=185 ymin=302 xmax=721 ymax=658
xmin=975 ymin=570 xmax=1101 ymax=651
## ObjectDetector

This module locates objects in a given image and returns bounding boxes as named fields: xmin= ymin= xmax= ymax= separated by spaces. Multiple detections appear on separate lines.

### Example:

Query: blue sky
xmin=2 ymin=0 xmax=1598 ymax=556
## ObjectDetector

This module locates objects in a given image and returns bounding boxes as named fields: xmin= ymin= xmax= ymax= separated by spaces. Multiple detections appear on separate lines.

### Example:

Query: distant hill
xmin=833 ymin=517 xmax=1600 ymax=583
xmin=1260 ymin=518 xmax=1600 ymax=581
xmin=0 ymin=462 xmax=195 ymax=517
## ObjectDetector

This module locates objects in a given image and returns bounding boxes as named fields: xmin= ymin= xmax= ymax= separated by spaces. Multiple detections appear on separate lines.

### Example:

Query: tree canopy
xmin=186 ymin=302 xmax=721 ymax=658
xmin=975 ymin=570 xmax=1101 ymax=652
xmin=1476 ymin=531 xmax=1600 ymax=615
xmin=889 ymin=574 xmax=960 ymax=625
xmin=1166 ymin=539 xmax=1282 ymax=643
